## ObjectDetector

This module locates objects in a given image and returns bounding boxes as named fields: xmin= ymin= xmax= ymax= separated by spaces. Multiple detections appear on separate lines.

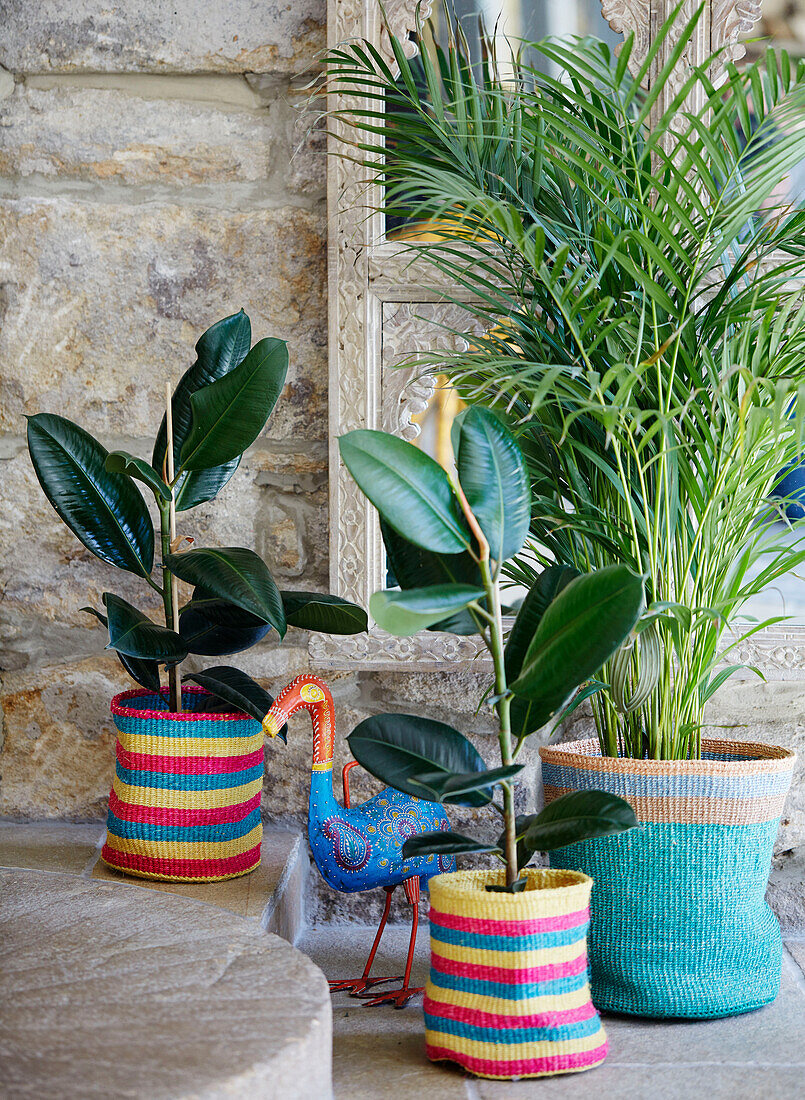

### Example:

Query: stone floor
xmin=4 ymin=823 xmax=805 ymax=1099
xmin=303 ymin=926 xmax=805 ymax=1100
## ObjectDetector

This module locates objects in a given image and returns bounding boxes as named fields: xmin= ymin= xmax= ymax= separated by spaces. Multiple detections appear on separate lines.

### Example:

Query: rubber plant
xmin=337 ymin=409 xmax=643 ymax=890
xmin=26 ymin=310 xmax=368 ymax=715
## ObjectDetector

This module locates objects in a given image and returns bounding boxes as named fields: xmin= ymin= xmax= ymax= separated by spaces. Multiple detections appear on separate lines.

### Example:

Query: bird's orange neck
xmin=266 ymin=674 xmax=335 ymax=771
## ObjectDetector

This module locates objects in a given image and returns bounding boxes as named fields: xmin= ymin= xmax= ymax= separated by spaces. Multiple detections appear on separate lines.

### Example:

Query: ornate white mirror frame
xmin=313 ymin=0 xmax=805 ymax=678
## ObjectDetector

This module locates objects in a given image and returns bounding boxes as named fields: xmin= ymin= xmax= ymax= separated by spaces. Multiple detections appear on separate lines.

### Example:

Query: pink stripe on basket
xmin=431 ymin=951 xmax=587 ymax=985
xmin=108 ymin=790 xmax=261 ymax=826
xmin=116 ymin=743 xmax=265 ymax=774
xmin=428 ymin=906 xmax=589 ymax=937
xmin=101 ymin=842 xmax=261 ymax=879
xmin=423 ymin=995 xmax=597 ymax=1030
xmin=426 ymin=1040 xmax=608 ymax=1077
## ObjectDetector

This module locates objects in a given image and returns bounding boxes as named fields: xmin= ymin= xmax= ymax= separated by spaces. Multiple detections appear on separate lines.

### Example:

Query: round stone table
xmin=0 ymin=869 xmax=331 ymax=1099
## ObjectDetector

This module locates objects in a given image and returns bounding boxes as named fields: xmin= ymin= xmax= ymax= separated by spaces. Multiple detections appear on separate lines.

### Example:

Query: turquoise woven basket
xmin=540 ymin=738 xmax=796 ymax=1019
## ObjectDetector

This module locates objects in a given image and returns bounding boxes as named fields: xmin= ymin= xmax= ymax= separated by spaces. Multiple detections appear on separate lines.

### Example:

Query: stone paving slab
xmin=0 ymin=821 xmax=102 ymax=874
xmin=300 ymin=926 xmax=805 ymax=1100
xmin=0 ymin=822 xmax=306 ymax=939
xmin=0 ymin=869 xmax=331 ymax=1100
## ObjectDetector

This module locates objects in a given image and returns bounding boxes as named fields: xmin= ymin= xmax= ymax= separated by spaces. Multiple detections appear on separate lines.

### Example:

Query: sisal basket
xmin=424 ymin=868 xmax=607 ymax=1080
xmin=540 ymin=737 xmax=796 ymax=1018
xmin=101 ymin=686 xmax=264 ymax=883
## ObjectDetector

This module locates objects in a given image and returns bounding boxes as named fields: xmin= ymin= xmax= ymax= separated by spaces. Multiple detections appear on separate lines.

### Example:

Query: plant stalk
xmin=481 ymin=557 xmax=518 ymax=888
xmin=164 ymin=382 xmax=181 ymax=713
xmin=454 ymin=477 xmax=518 ymax=887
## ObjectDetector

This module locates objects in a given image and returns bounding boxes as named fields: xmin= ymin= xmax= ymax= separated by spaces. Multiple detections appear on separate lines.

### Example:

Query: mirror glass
xmin=735 ymin=3 xmax=805 ymax=622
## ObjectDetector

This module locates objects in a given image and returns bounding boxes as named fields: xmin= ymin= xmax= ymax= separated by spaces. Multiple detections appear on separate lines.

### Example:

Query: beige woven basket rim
xmin=540 ymin=737 xmax=796 ymax=774
xmin=429 ymin=867 xmax=590 ymax=899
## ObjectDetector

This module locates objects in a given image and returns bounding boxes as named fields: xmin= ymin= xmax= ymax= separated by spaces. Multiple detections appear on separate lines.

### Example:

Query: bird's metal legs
xmin=356 ymin=876 xmax=424 ymax=1009
xmin=327 ymin=885 xmax=402 ymax=996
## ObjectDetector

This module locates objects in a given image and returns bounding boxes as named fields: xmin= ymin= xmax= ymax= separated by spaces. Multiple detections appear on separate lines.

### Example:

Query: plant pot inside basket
xmin=102 ymin=686 xmax=265 ymax=883
xmin=424 ymin=867 xmax=608 ymax=1080
xmin=540 ymin=738 xmax=796 ymax=1019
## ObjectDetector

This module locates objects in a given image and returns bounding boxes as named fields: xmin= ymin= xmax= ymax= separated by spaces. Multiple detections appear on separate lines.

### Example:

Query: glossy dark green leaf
xmin=370 ymin=584 xmax=485 ymax=637
xmin=455 ymin=407 xmax=530 ymax=563
xmin=380 ymin=519 xmax=481 ymax=634
xmin=409 ymin=764 xmax=524 ymax=804
xmin=173 ymin=460 xmax=242 ymax=512
xmin=281 ymin=592 xmax=368 ymax=635
xmin=102 ymin=593 xmax=187 ymax=663
xmin=178 ymin=593 xmax=272 ymax=656
xmin=505 ymin=564 xmax=580 ymax=681
xmin=153 ymin=311 xmax=251 ymax=511
xmin=27 ymin=414 xmax=154 ymax=578
xmin=402 ymin=831 xmax=500 ymax=858
xmin=347 ymin=713 xmax=491 ymax=807
xmin=522 ymin=790 xmax=638 ymax=852
xmin=510 ymin=566 xmax=644 ymax=733
xmin=164 ymin=547 xmax=286 ymax=637
xmin=339 ymin=430 xmax=471 ymax=554
xmin=80 ymin=605 xmax=162 ymax=690
xmin=183 ymin=665 xmax=286 ymax=739
xmin=105 ymin=451 xmax=172 ymax=503
xmin=180 ymin=338 xmax=288 ymax=471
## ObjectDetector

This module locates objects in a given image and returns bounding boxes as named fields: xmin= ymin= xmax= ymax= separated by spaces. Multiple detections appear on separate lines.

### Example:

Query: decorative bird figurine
xmin=263 ymin=673 xmax=455 ymax=1007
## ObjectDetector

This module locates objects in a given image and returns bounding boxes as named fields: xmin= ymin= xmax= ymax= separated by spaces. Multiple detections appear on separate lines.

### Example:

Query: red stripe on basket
xmin=108 ymin=789 xmax=261 ymax=826
xmin=101 ymin=842 xmax=261 ymax=879
xmin=116 ymin=743 xmax=264 ymax=774
xmin=423 ymin=996 xmax=597 ymax=1030
xmin=431 ymin=950 xmax=587 ymax=984
xmin=426 ymin=1040 xmax=608 ymax=1077
xmin=428 ymin=906 xmax=589 ymax=937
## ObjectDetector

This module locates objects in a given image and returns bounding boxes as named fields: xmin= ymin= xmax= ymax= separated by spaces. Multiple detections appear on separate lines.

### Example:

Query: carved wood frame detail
xmin=315 ymin=0 xmax=799 ymax=676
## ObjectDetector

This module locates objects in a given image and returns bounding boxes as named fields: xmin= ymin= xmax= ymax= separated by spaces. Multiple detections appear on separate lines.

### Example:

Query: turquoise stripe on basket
xmin=544 ymin=763 xmax=791 ymax=799
xmin=115 ymin=761 xmax=264 ymax=791
xmin=423 ymin=1010 xmax=602 ymax=1045
xmin=430 ymin=923 xmax=588 ymax=952
xmin=106 ymin=807 xmax=261 ymax=843
xmin=429 ymin=969 xmax=589 ymax=1000
xmin=114 ymin=714 xmax=261 ymax=740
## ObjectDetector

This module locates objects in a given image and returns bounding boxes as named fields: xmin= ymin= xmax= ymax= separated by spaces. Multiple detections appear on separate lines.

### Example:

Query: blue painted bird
xmin=263 ymin=673 xmax=454 ymax=1007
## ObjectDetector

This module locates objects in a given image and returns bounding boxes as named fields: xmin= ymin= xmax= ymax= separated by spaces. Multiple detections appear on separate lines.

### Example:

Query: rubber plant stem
xmin=482 ymin=556 xmax=517 ymax=888
xmin=164 ymin=381 xmax=181 ymax=713
xmin=454 ymin=479 xmax=518 ymax=888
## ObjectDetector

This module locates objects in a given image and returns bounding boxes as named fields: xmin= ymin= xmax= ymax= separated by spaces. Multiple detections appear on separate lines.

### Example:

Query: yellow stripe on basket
xmin=117 ymin=732 xmax=263 ymax=757
xmin=104 ymin=824 xmax=263 ymax=860
xmin=432 ymin=939 xmax=586 ymax=970
xmin=423 ymin=1026 xmax=605 ymax=1062
xmin=111 ymin=776 xmax=263 ymax=810
xmin=424 ymin=981 xmax=593 ymax=1017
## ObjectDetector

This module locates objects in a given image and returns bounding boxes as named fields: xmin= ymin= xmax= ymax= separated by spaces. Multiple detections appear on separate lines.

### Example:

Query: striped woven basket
xmin=540 ymin=737 xmax=796 ymax=1018
xmin=424 ymin=868 xmax=608 ymax=1080
xmin=101 ymin=686 xmax=264 ymax=883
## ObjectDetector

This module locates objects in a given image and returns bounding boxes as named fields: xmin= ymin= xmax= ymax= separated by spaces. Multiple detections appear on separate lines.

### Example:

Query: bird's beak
xmin=262 ymin=711 xmax=281 ymax=738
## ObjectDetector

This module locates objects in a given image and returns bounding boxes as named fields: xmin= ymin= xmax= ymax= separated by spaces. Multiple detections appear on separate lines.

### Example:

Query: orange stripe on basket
xmin=544 ymin=785 xmax=788 ymax=825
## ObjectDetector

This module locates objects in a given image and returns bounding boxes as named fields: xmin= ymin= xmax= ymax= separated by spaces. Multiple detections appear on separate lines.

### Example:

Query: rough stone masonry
xmin=0 ymin=1 xmax=802 ymax=926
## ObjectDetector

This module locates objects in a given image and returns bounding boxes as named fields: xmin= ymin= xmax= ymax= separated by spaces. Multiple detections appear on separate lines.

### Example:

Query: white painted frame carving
xmin=315 ymin=0 xmax=805 ymax=677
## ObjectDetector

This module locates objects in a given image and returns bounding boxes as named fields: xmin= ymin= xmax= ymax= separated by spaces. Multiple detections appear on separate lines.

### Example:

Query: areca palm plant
xmin=325 ymin=6 xmax=805 ymax=760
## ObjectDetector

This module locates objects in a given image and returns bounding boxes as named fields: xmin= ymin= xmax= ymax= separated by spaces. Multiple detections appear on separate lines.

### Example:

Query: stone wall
xmin=0 ymin=1 xmax=516 ymax=923
xmin=0 ymin=2 xmax=802 ymax=926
